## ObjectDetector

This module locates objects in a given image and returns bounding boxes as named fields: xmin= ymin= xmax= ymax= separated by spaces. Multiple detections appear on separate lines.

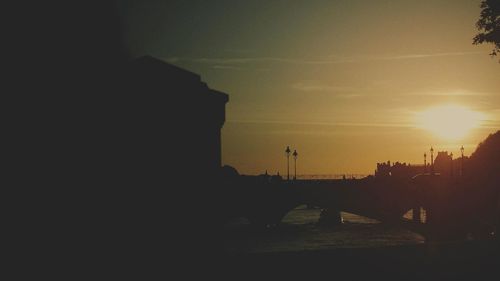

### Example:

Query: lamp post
xmin=424 ymin=153 xmax=427 ymax=173
xmin=293 ymin=150 xmax=298 ymax=180
xmin=461 ymin=145 xmax=465 ymax=176
xmin=285 ymin=146 xmax=291 ymax=181
xmin=430 ymin=147 xmax=434 ymax=175
xmin=450 ymin=152 xmax=454 ymax=177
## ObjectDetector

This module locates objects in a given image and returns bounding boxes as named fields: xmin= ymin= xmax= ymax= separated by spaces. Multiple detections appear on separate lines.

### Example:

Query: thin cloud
xmin=189 ymin=57 xmax=339 ymax=65
xmin=377 ymin=51 xmax=483 ymax=61
xmin=212 ymin=65 xmax=244 ymax=70
xmin=291 ymin=81 xmax=358 ymax=92
xmin=165 ymin=51 xmax=483 ymax=66
xmin=212 ymin=65 xmax=270 ymax=72
xmin=291 ymin=81 xmax=363 ymax=98
xmin=227 ymin=119 xmax=412 ymax=128
xmin=482 ymin=120 xmax=500 ymax=129
xmin=405 ymin=89 xmax=493 ymax=97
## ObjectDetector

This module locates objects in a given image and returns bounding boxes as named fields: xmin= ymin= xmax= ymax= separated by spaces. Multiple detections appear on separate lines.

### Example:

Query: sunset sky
xmin=118 ymin=0 xmax=500 ymax=175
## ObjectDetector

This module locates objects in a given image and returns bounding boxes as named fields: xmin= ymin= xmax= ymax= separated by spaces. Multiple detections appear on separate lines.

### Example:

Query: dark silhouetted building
xmin=375 ymin=160 xmax=425 ymax=179
xmin=124 ymin=56 xmax=229 ymax=179
xmin=5 ymin=3 xmax=232 ymax=279
xmin=434 ymin=151 xmax=453 ymax=177
xmin=119 ymin=55 xmax=231 ymax=227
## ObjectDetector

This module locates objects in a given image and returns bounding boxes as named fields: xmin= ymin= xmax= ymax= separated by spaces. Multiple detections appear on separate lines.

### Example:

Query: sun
xmin=416 ymin=104 xmax=484 ymax=141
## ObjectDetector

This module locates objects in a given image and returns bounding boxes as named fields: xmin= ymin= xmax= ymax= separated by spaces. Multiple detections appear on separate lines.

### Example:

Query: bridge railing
xmin=295 ymin=174 xmax=370 ymax=180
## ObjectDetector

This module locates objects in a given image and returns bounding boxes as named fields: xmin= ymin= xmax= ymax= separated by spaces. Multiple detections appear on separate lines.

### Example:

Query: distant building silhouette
xmin=256 ymin=170 xmax=284 ymax=183
xmin=271 ymin=172 xmax=284 ymax=182
xmin=434 ymin=151 xmax=453 ymax=177
xmin=431 ymin=150 xmax=467 ymax=178
xmin=375 ymin=150 xmax=469 ymax=180
xmin=375 ymin=160 xmax=425 ymax=179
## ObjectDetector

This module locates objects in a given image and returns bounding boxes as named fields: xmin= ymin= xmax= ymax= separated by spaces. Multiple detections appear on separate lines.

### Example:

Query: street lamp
xmin=450 ymin=152 xmax=453 ymax=177
xmin=424 ymin=153 xmax=427 ymax=173
xmin=430 ymin=147 xmax=434 ymax=174
xmin=293 ymin=150 xmax=298 ymax=180
xmin=285 ymin=146 xmax=291 ymax=181
xmin=461 ymin=145 xmax=465 ymax=176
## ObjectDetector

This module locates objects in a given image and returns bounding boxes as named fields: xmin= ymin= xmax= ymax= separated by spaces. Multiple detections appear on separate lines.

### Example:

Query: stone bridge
xmin=226 ymin=174 xmax=479 ymax=241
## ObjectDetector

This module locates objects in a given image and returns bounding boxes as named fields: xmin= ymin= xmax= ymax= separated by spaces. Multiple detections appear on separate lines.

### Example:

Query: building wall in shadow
xmin=122 ymin=56 xmax=228 ymax=179
xmin=4 ymin=2 xmax=230 ymax=278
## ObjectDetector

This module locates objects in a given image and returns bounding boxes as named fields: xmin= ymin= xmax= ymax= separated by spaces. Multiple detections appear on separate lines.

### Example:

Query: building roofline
xmin=131 ymin=55 xmax=201 ymax=81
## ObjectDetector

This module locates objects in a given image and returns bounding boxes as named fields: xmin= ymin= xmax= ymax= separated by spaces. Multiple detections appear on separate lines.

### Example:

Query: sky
xmin=117 ymin=0 xmax=500 ymax=175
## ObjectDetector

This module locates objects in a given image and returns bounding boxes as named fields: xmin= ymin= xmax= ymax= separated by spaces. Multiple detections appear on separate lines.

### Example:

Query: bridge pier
xmin=318 ymin=208 xmax=343 ymax=226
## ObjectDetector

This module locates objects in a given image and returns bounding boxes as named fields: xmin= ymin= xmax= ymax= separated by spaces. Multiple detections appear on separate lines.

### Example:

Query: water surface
xmin=224 ymin=206 xmax=425 ymax=254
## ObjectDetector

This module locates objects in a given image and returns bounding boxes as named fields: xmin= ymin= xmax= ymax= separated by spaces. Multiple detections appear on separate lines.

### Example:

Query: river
xmin=224 ymin=205 xmax=425 ymax=254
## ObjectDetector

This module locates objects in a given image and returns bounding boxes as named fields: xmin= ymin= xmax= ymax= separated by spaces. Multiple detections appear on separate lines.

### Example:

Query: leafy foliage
xmin=473 ymin=0 xmax=500 ymax=61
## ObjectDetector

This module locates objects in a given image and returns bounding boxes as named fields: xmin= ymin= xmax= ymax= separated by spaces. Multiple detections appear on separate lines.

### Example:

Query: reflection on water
xmin=224 ymin=206 xmax=425 ymax=254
